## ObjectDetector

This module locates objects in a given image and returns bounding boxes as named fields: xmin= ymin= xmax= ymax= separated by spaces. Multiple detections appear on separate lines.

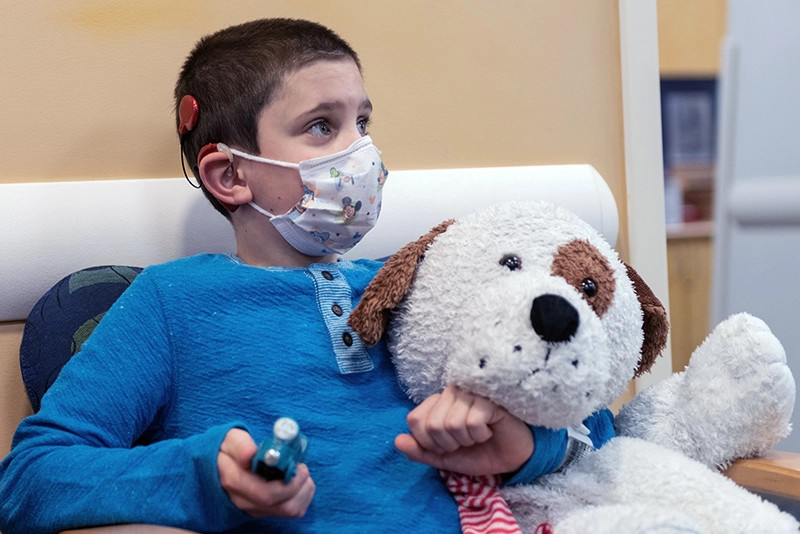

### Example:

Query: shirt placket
xmin=308 ymin=264 xmax=374 ymax=374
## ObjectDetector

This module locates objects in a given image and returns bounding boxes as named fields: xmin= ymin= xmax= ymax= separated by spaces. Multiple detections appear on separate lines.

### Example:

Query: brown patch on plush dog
xmin=551 ymin=240 xmax=668 ymax=376
xmin=349 ymin=219 xmax=455 ymax=346
xmin=551 ymin=240 xmax=616 ymax=318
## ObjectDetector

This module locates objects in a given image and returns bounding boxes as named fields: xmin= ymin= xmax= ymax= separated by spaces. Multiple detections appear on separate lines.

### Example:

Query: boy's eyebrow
xmin=301 ymin=98 xmax=373 ymax=117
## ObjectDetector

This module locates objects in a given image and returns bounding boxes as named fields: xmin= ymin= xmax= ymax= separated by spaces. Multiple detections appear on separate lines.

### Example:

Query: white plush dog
xmin=350 ymin=201 xmax=797 ymax=533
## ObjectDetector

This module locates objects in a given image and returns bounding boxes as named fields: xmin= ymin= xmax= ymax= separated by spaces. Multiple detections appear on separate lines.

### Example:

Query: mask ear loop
xmin=178 ymin=95 xmax=202 ymax=189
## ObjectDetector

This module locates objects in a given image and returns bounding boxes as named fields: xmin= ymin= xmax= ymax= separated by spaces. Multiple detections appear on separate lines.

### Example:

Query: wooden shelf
xmin=725 ymin=451 xmax=800 ymax=500
xmin=666 ymin=220 xmax=714 ymax=240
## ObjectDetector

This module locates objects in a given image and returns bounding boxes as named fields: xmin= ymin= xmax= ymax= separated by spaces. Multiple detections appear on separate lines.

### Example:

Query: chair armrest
xmin=724 ymin=450 xmax=800 ymax=501
xmin=61 ymin=527 xmax=198 ymax=534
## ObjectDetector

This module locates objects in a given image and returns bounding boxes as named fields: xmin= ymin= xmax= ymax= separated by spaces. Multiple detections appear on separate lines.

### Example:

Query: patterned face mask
xmin=219 ymin=136 xmax=388 ymax=256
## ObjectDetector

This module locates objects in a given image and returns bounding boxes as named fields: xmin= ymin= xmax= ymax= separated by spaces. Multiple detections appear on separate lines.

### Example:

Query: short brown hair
xmin=175 ymin=18 xmax=361 ymax=218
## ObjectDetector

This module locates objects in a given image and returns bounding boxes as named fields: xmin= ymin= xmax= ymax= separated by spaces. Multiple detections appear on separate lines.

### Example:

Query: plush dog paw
xmin=553 ymin=504 xmax=702 ymax=534
xmin=681 ymin=313 xmax=795 ymax=463
xmin=616 ymin=313 xmax=795 ymax=468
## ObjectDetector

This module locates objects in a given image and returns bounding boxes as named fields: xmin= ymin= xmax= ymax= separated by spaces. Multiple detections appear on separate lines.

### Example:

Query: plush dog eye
xmin=500 ymin=255 xmax=522 ymax=271
xmin=581 ymin=278 xmax=598 ymax=297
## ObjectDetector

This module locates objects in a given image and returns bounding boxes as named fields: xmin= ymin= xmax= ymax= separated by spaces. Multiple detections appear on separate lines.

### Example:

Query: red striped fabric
xmin=441 ymin=471 xmax=523 ymax=534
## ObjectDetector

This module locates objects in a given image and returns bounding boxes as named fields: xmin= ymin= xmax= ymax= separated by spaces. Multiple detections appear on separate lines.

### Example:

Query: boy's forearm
xmin=0 ymin=421 xmax=246 ymax=533
xmin=0 ymin=270 xmax=246 ymax=533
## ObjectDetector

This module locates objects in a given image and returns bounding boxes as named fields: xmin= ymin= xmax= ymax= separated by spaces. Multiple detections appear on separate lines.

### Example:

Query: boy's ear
xmin=197 ymin=149 xmax=250 ymax=212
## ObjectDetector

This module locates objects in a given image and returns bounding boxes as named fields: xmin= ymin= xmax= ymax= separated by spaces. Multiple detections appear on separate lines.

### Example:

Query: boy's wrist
xmin=502 ymin=425 xmax=568 ymax=486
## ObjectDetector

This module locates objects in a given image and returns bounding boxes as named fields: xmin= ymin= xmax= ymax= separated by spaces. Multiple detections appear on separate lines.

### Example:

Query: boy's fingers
xmin=395 ymin=434 xmax=444 ymax=469
xmin=220 ymin=428 xmax=258 ymax=469
xmin=424 ymin=392 xmax=465 ymax=452
xmin=248 ymin=464 xmax=311 ymax=506
xmin=274 ymin=464 xmax=316 ymax=514
xmin=395 ymin=433 xmax=492 ymax=475
xmin=464 ymin=395 xmax=500 ymax=444
xmin=407 ymin=386 xmax=485 ymax=453
xmin=439 ymin=386 xmax=478 ymax=447
xmin=218 ymin=427 xmax=311 ymax=516
xmin=224 ymin=459 xmax=315 ymax=518
xmin=405 ymin=394 xmax=442 ymax=452
xmin=218 ymin=429 xmax=258 ymax=496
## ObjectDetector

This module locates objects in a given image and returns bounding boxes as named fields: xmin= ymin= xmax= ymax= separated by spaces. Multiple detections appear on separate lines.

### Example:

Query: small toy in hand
xmin=251 ymin=417 xmax=308 ymax=483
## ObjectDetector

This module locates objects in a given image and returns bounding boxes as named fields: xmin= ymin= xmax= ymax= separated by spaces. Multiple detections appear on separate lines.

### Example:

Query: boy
xmin=0 ymin=18 xmax=610 ymax=533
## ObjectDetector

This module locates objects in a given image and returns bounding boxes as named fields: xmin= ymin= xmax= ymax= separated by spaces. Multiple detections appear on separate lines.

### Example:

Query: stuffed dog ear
xmin=349 ymin=219 xmax=455 ymax=346
xmin=625 ymin=263 xmax=669 ymax=377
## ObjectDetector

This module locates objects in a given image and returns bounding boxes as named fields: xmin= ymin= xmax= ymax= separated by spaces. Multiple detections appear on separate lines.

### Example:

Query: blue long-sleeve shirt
xmin=0 ymin=253 xmax=613 ymax=533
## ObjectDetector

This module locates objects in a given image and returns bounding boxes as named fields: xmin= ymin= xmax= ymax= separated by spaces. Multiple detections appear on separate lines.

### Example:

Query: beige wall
xmin=0 ymin=1 xmax=627 ymax=244
xmin=0 ymin=1 xmax=631 ymax=453
xmin=657 ymin=0 xmax=727 ymax=77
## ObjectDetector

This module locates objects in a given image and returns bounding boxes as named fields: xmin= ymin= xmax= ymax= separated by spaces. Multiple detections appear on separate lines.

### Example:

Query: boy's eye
xmin=357 ymin=118 xmax=369 ymax=135
xmin=308 ymin=121 xmax=332 ymax=136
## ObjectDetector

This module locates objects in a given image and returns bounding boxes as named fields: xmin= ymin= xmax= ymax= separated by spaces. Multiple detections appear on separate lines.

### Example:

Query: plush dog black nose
xmin=530 ymin=294 xmax=579 ymax=342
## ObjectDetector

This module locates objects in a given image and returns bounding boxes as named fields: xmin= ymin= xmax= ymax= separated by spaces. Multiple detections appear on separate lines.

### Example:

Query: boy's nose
xmin=336 ymin=127 xmax=368 ymax=152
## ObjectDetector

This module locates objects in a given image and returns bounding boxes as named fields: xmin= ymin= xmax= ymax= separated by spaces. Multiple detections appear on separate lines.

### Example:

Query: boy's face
xmin=246 ymin=58 xmax=372 ymax=217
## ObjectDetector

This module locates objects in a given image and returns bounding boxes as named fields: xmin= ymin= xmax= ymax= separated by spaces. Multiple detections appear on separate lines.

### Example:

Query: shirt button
xmin=321 ymin=270 xmax=334 ymax=280
xmin=332 ymin=304 xmax=344 ymax=316
xmin=342 ymin=331 xmax=353 ymax=347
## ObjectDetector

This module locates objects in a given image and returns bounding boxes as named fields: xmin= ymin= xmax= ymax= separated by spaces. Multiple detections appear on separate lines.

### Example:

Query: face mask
xmin=219 ymin=136 xmax=388 ymax=256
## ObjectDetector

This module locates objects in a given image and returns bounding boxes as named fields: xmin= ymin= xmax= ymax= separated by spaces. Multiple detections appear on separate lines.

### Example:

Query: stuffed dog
xmin=349 ymin=201 xmax=797 ymax=533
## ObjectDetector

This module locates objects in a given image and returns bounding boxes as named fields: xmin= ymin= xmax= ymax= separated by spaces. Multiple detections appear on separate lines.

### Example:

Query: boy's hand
xmin=395 ymin=385 xmax=534 ymax=476
xmin=218 ymin=428 xmax=315 ymax=518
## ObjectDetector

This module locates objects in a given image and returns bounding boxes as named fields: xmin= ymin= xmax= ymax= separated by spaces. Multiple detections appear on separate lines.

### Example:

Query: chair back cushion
xmin=20 ymin=265 xmax=142 ymax=412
